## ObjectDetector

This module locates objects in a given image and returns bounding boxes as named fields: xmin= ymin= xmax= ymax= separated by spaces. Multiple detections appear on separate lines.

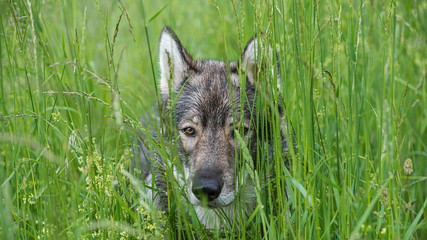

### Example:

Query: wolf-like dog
xmin=136 ymin=26 xmax=287 ymax=229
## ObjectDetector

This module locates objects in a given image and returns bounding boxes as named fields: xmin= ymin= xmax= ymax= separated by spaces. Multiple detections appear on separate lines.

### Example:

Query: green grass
xmin=1 ymin=0 xmax=426 ymax=239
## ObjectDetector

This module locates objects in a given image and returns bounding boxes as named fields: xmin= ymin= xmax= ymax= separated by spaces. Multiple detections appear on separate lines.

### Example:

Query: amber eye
xmin=243 ymin=127 xmax=249 ymax=136
xmin=182 ymin=127 xmax=196 ymax=137
xmin=231 ymin=127 xmax=249 ymax=138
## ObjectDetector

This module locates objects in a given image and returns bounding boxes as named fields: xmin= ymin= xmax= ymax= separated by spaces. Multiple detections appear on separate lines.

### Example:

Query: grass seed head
xmin=404 ymin=158 xmax=413 ymax=175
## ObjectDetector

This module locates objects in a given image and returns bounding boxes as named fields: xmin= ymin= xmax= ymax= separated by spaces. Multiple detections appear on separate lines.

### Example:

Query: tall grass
xmin=1 ymin=0 xmax=426 ymax=239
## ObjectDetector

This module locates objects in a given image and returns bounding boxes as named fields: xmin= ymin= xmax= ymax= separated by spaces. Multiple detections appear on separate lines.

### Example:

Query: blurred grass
xmin=1 ymin=0 xmax=426 ymax=239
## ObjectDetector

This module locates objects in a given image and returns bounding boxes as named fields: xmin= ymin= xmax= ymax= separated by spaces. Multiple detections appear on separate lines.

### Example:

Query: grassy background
xmin=1 ymin=0 xmax=426 ymax=239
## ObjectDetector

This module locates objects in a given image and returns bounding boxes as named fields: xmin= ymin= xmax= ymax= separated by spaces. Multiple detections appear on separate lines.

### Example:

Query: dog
xmin=135 ymin=26 xmax=287 ymax=230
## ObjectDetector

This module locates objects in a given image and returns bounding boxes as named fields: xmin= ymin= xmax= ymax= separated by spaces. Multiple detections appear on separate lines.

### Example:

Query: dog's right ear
xmin=241 ymin=36 xmax=280 ymax=90
xmin=159 ymin=26 xmax=195 ymax=100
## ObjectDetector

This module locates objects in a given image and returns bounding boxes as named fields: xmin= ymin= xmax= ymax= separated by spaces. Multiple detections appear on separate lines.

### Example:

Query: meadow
xmin=1 ymin=0 xmax=426 ymax=239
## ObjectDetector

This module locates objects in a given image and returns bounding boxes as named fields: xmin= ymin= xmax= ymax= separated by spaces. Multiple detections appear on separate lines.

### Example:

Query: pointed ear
xmin=159 ymin=26 xmax=195 ymax=100
xmin=241 ymin=36 xmax=280 ymax=90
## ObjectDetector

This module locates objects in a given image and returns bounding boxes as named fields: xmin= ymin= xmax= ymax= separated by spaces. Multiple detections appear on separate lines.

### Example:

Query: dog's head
xmin=158 ymin=26 xmax=280 ymax=208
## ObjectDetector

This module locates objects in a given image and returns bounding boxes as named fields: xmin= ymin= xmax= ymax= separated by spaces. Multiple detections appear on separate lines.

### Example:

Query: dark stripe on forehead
xmin=175 ymin=83 xmax=233 ymax=126
xmin=173 ymin=60 xmax=257 ymax=129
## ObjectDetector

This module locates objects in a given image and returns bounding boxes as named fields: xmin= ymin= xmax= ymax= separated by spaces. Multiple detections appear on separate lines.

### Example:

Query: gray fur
xmin=135 ymin=26 xmax=287 ymax=229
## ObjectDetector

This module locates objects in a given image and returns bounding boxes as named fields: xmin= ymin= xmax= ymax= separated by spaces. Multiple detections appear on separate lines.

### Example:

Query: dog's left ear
xmin=241 ymin=36 xmax=280 ymax=90
xmin=159 ymin=26 xmax=196 ymax=100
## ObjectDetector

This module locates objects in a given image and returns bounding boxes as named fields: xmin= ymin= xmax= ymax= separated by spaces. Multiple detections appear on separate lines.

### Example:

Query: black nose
xmin=192 ymin=177 xmax=223 ymax=202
